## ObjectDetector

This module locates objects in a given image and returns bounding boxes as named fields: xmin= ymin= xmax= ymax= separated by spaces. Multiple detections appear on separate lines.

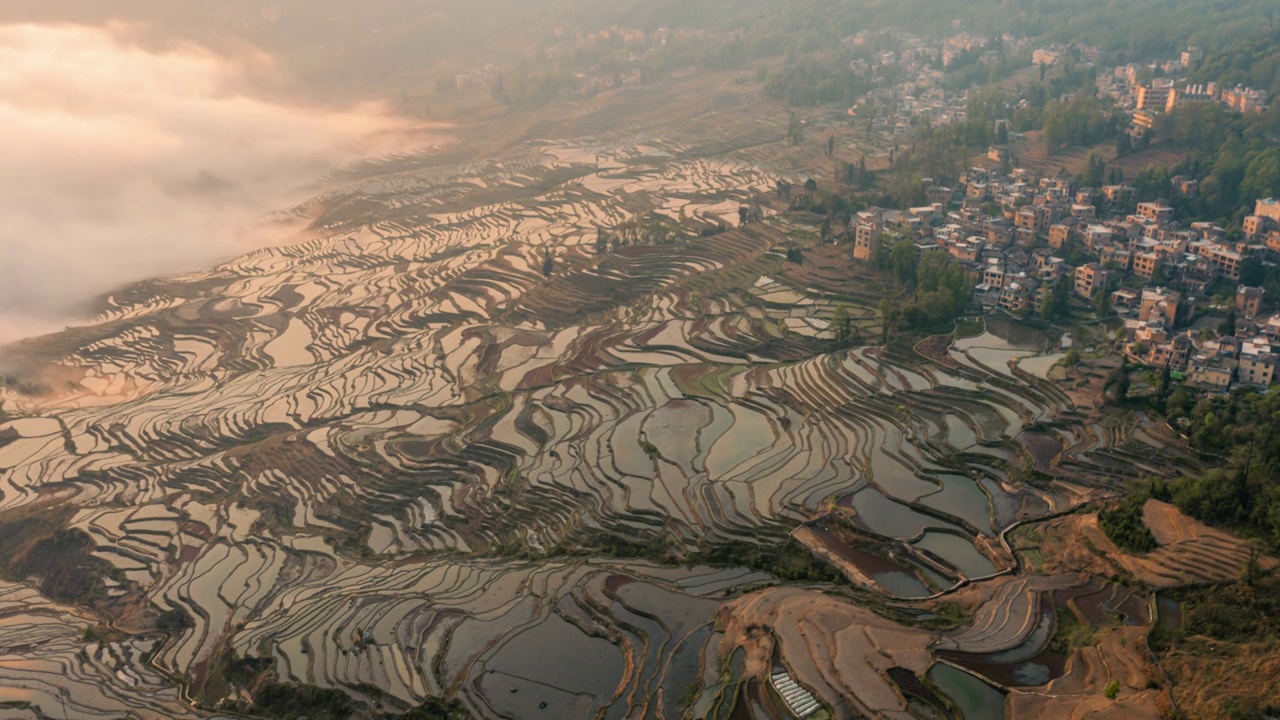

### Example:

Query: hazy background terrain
xmin=2 ymin=0 xmax=1276 ymax=344
xmin=0 ymin=22 xmax=448 ymax=344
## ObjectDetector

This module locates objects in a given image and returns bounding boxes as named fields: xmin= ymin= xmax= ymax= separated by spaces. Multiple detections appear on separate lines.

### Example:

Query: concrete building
xmin=1137 ymin=81 xmax=1176 ymax=112
xmin=1264 ymin=316 xmax=1280 ymax=345
xmin=926 ymin=185 xmax=954 ymax=206
xmin=1139 ymin=288 xmax=1179 ymax=327
xmin=1133 ymin=251 xmax=1161 ymax=279
xmin=1082 ymin=225 xmax=1113 ymax=250
xmin=1256 ymin=197 xmax=1280 ymax=224
xmin=1112 ymin=288 xmax=1141 ymax=312
xmin=1075 ymin=262 xmax=1110 ymax=298
xmin=852 ymin=210 xmax=883 ymax=261
xmin=1136 ymin=202 xmax=1175 ymax=225
xmin=999 ymin=281 xmax=1033 ymax=317
xmin=1048 ymin=224 xmax=1072 ymax=249
xmin=1200 ymin=244 xmax=1241 ymax=280
xmin=1150 ymin=334 xmax=1194 ymax=370
xmin=1071 ymin=203 xmax=1097 ymax=221
xmin=1188 ymin=356 xmax=1236 ymax=391
xmin=1102 ymin=185 xmax=1137 ymax=207
xmin=1237 ymin=286 xmax=1265 ymax=320
xmin=1222 ymin=86 xmax=1268 ymax=113
xmin=1244 ymin=215 xmax=1270 ymax=239
xmin=1239 ymin=342 xmax=1277 ymax=387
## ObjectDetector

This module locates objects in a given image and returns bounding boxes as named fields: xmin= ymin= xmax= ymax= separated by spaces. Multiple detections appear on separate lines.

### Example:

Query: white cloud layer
xmin=0 ymin=23 xmax=433 ymax=344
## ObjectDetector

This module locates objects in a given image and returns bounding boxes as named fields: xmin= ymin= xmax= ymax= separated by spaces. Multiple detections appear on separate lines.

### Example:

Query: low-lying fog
xmin=0 ymin=22 xmax=439 ymax=345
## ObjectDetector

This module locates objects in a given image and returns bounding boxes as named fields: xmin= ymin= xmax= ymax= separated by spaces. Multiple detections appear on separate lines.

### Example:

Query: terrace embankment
xmin=0 ymin=74 xmax=1246 ymax=719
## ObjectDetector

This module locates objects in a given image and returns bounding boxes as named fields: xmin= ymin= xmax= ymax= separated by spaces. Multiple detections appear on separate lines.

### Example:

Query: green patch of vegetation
xmin=872 ymin=243 xmax=971 ymax=339
xmin=243 ymin=681 xmax=466 ymax=719
xmin=157 ymin=608 xmax=194 ymax=633
xmin=1178 ymin=577 xmax=1280 ymax=644
xmin=953 ymin=317 xmax=984 ymax=339
xmin=1098 ymin=496 xmax=1157 ymax=553
xmin=250 ymin=682 xmax=358 ymax=720
xmin=223 ymin=651 xmax=273 ymax=688
xmin=393 ymin=697 xmax=470 ymax=719
xmin=0 ymin=508 xmax=115 ymax=603
xmin=1020 ymin=548 xmax=1043 ymax=571
xmin=1104 ymin=678 xmax=1120 ymax=699
xmin=690 ymin=539 xmax=848 ymax=585
xmin=561 ymin=530 xmax=846 ymax=586
xmin=1048 ymin=605 xmax=1098 ymax=655
xmin=1156 ymin=388 xmax=1280 ymax=551
xmin=925 ymin=602 xmax=970 ymax=631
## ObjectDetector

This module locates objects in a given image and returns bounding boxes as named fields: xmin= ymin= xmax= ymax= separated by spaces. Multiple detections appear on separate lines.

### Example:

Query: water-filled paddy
xmin=481 ymin=614 xmax=624 ymax=704
xmin=928 ymin=663 xmax=1007 ymax=720
xmin=841 ymin=488 xmax=964 ymax=539
xmin=918 ymin=474 xmax=996 ymax=534
xmin=914 ymin=531 xmax=996 ymax=578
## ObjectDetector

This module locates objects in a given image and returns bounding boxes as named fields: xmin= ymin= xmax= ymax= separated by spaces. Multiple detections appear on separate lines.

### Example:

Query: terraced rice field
xmin=0 ymin=117 xmax=1224 ymax=719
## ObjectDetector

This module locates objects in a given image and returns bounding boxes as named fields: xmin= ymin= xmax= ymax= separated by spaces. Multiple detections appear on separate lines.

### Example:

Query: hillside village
xmin=850 ymin=172 xmax=1280 ymax=393
xmin=766 ymin=32 xmax=1279 ymax=395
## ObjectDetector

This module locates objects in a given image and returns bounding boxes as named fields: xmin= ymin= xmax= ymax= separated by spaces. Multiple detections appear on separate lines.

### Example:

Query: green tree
xmin=1242 ymin=147 xmax=1280 ymax=203
xmin=876 ymin=299 xmax=898 ymax=342
xmin=788 ymin=111 xmax=804 ymax=145
xmin=1092 ymin=289 xmax=1111 ymax=316
xmin=1116 ymin=132 xmax=1132 ymax=157
xmin=1084 ymin=152 xmax=1107 ymax=187
xmin=832 ymin=304 xmax=853 ymax=346
xmin=891 ymin=239 xmax=918 ymax=287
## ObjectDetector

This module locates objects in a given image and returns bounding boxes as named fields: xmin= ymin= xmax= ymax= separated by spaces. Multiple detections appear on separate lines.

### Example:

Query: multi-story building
xmin=926 ymin=185 xmax=954 ymax=206
xmin=1137 ymin=80 xmax=1176 ymax=112
xmin=1033 ymin=252 xmax=1065 ymax=283
xmin=1014 ymin=208 xmax=1040 ymax=234
xmin=1188 ymin=355 xmax=1236 ymax=391
xmin=1075 ymin=262 xmax=1110 ymax=298
xmin=1083 ymin=225 xmax=1113 ymax=250
xmin=1150 ymin=334 xmax=1194 ymax=370
xmin=1112 ymin=288 xmax=1141 ymax=312
xmin=1222 ymin=86 xmax=1268 ymax=113
xmin=1238 ymin=341 xmax=1277 ymax=387
xmin=1237 ymin=286 xmax=1265 ymax=320
xmin=1139 ymin=287 xmax=1180 ymax=327
xmin=1070 ymin=203 xmax=1097 ymax=221
xmin=1136 ymin=202 xmax=1175 ymax=225
xmin=1133 ymin=251 xmax=1161 ymax=279
xmin=1102 ymin=185 xmax=1137 ymax=207
xmin=1168 ymin=84 xmax=1215 ymax=109
xmin=852 ymin=209 xmax=883 ymax=261
xmin=999 ymin=281 xmax=1033 ymax=317
xmin=1256 ymin=197 xmax=1280 ymax=224
xmin=1244 ymin=214 xmax=1270 ymax=239
xmin=1048 ymin=224 xmax=1072 ymax=249
xmin=947 ymin=238 xmax=983 ymax=263
xmin=1132 ymin=109 xmax=1159 ymax=130
xmin=1264 ymin=316 xmax=1280 ymax=345
xmin=1099 ymin=245 xmax=1132 ymax=271
xmin=1200 ymin=244 xmax=1241 ymax=280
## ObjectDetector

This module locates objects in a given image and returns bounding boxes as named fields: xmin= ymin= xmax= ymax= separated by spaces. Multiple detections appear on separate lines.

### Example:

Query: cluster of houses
xmin=845 ymin=31 xmax=1040 ymax=136
xmin=1124 ymin=197 xmax=1280 ymax=392
xmin=1090 ymin=46 xmax=1270 ymax=129
xmin=848 ymin=162 xmax=1280 ymax=391
xmin=1124 ymin=284 xmax=1280 ymax=392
